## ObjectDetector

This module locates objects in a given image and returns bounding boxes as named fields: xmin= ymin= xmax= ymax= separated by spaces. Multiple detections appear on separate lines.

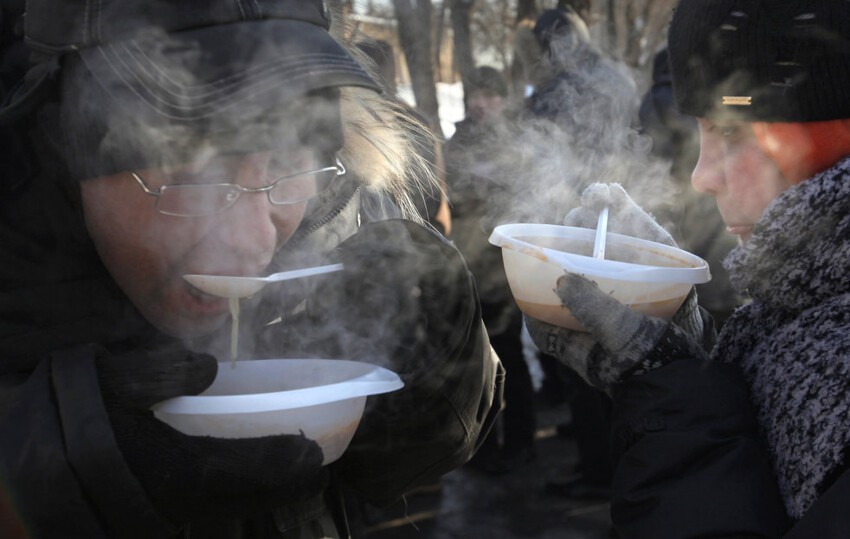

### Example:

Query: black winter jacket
xmin=0 ymin=159 xmax=503 ymax=538
xmin=608 ymin=157 xmax=850 ymax=538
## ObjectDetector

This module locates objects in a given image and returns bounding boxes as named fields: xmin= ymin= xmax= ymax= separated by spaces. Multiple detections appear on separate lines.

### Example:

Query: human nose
xmin=691 ymin=128 xmax=725 ymax=196
xmin=211 ymin=166 xmax=280 ymax=265
xmin=218 ymin=192 xmax=279 ymax=261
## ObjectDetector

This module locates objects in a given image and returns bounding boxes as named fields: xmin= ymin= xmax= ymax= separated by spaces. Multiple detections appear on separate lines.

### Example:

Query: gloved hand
xmin=96 ymin=347 xmax=325 ymax=523
xmin=526 ymin=275 xmax=707 ymax=390
xmin=96 ymin=347 xmax=217 ymax=409
xmin=525 ymin=182 xmax=707 ymax=391
xmin=562 ymin=182 xmax=676 ymax=245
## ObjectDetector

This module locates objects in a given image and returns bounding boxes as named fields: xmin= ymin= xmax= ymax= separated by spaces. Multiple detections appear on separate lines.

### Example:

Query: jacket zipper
xmin=287 ymin=185 xmax=361 ymax=248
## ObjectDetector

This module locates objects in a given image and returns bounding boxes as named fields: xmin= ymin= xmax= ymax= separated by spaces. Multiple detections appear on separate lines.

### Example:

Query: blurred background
xmin=344 ymin=0 xmax=675 ymax=137
xmin=337 ymin=2 xmax=737 ymax=537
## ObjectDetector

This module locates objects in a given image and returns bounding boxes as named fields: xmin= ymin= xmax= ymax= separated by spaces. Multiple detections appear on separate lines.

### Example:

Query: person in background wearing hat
xmin=520 ymin=6 xmax=672 ymax=235
xmin=525 ymin=0 xmax=850 ymax=536
xmin=0 ymin=1 xmax=503 ymax=537
xmin=520 ymin=7 xmax=657 ymax=501
xmin=526 ymin=7 xmax=639 ymax=148
xmin=445 ymin=65 xmax=538 ymax=474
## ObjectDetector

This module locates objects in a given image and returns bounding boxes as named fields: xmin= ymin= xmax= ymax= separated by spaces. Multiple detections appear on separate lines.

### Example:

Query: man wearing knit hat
xmin=524 ymin=0 xmax=850 ymax=536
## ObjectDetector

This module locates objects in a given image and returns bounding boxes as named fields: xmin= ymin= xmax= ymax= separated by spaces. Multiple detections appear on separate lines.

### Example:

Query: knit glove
xmin=561 ymin=182 xmax=676 ymax=245
xmin=96 ymin=347 xmax=325 ymax=524
xmin=524 ymin=183 xmax=705 ymax=391
xmin=527 ymin=275 xmax=707 ymax=390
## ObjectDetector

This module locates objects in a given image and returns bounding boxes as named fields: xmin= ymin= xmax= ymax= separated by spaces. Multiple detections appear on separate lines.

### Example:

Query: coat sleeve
xmin=0 ymin=346 xmax=175 ymax=538
xmin=609 ymin=359 xmax=790 ymax=539
xmin=330 ymin=220 xmax=505 ymax=507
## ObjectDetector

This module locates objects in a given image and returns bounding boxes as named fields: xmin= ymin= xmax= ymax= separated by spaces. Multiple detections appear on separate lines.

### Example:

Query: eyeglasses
xmin=131 ymin=158 xmax=346 ymax=217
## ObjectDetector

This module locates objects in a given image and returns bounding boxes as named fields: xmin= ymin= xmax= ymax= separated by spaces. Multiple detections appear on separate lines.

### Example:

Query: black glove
xmin=96 ymin=347 xmax=217 ymax=409
xmin=96 ymin=347 xmax=325 ymax=523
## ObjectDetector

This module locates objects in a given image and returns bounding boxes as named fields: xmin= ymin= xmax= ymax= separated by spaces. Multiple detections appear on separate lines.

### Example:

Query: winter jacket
xmin=0 ymin=94 xmax=503 ymax=538
xmin=444 ymin=117 xmax=520 ymax=335
xmin=609 ymin=156 xmax=850 ymax=538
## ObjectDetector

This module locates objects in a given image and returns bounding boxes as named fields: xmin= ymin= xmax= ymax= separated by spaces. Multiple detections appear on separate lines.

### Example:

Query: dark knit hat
xmin=668 ymin=0 xmax=850 ymax=122
xmin=468 ymin=66 xmax=508 ymax=98
xmin=533 ymin=7 xmax=590 ymax=53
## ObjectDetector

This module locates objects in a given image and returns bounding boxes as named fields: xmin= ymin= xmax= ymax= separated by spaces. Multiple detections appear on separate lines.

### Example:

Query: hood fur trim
xmin=339 ymin=87 xmax=438 ymax=221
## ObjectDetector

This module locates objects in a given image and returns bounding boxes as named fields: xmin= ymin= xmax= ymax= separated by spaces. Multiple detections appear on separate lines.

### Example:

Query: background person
xmin=519 ymin=7 xmax=643 ymax=500
xmin=526 ymin=0 xmax=850 ymax=536
xmin=515 ymin=6 xmax=675 ymax=243
xmin=445 ymin=66 xmax=538 ymax=474
xmin=0 ymin=1 xmax=502 ymax=537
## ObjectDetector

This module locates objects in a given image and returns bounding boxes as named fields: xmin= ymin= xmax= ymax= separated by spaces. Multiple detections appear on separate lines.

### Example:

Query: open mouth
xmin=183 ymin=281 xmax=230 ymax=315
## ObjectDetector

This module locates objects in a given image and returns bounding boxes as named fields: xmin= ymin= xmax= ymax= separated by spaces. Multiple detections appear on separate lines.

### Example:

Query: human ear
xmin=753 ymin=120 xmax=850 ymax=184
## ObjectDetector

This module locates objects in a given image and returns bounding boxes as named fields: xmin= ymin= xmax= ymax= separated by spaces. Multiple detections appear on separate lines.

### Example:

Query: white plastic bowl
xmin=151 ymin=359 xmax=404 ymax=464
xmin=489 ymin=223 xmax=711 ymax=331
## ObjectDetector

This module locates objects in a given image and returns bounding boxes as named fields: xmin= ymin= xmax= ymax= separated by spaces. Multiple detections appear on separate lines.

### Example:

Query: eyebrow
xmin=157 ymin=155 xmax=247 ymax=185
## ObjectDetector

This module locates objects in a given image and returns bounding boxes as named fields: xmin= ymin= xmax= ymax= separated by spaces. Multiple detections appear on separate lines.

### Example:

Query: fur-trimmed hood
xmin=336 ymin=70 xmax=438 ymax=223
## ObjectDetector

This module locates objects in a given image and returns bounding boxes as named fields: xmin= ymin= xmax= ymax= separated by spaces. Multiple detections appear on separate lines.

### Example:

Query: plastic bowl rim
xmin=489 ymin=223 xmax=710 ymax=284
xmin=150 ymin=359 xmax=404 ymax=416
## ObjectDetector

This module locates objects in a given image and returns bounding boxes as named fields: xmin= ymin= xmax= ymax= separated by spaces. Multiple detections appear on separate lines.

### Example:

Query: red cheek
xmin=753 ymin=121 xmax=850 ymax=184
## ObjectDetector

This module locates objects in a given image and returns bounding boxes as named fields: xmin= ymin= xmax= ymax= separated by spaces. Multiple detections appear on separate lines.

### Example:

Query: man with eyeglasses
xmin=0 ymin=1 xmax=503 ymax=537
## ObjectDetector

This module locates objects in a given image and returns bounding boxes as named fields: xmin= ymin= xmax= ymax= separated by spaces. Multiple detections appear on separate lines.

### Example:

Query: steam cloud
xmin=448 ymin=27 xmax=679 ymax=237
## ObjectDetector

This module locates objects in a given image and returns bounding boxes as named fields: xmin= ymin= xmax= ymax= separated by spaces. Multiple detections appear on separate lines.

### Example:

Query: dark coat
xmin=0 ymin=141 xmax=503 ymax=538
xmin=612 ymin=359 xmax=850 ymax=538
xmin=611 ymin=359 xmax=790 ymax=539
xmin=608 ymin=157 xmax=850 ymax=538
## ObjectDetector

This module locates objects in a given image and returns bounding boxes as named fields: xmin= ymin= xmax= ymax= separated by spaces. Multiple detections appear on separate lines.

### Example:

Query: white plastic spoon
xmin=592 ymin=206 xmax=609 ymax=259
xmin=184 ymin=263 xmax=345 ymax=299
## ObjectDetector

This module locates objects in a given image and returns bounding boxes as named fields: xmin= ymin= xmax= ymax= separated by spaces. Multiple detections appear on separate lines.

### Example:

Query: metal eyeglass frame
xmin=130 ymin=158 xmax=346 ymax=217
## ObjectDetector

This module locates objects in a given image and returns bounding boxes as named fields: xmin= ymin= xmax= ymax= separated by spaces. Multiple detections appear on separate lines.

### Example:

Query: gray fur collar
xmin=714 ymin=156 xmax=850 ymax=519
